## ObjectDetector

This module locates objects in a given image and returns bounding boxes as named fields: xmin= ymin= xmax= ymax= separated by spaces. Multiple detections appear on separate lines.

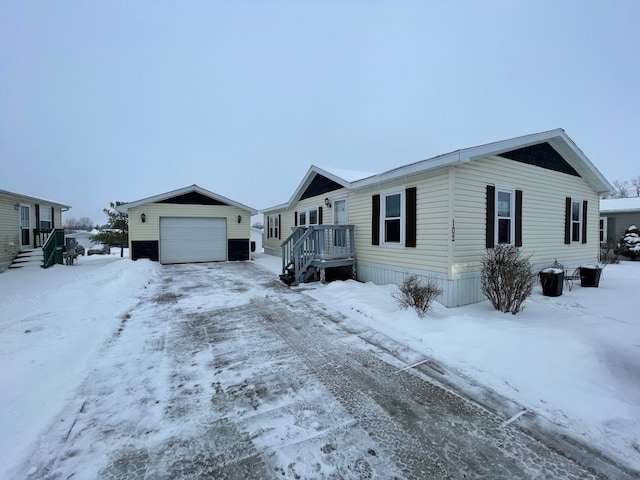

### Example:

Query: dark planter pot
xmin=579 ymin=266 xmax=602 ymax=287
xmin=539 ymin=270 xmax=564 ymax=297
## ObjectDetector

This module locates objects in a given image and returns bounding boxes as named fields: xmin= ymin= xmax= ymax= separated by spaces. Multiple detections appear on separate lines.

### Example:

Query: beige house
xmin=0 ymin=189 xmax=70 ymax=272
xmin=263 ymin=129 xmax=612 ymax=307
xmin=117 ymin=185 xmax=257 ymax=264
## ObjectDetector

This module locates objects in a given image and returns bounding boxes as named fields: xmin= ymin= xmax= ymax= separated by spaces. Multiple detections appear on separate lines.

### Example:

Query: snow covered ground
xmin=0 ymin=251 xmax=638 ymax=477
xmin=255 ymin=253 xmax=640 ymax=472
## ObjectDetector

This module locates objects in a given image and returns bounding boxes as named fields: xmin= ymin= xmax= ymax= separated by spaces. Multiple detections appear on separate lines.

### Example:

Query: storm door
xmin=20 ymin=205 xmax=31 ymax=248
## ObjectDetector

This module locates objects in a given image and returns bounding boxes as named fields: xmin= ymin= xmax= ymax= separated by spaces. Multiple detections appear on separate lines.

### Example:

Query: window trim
xmin=495 ymin=186 xmax=515 ymax=246
xmin=39 ymin=206 xmax=52 ymax=231
xmin=570 ymin=198 xmax=583 ymax=244
xmin=297 ymin=207 xmax=318 ymax=227
xmin=380 ymin=189 xmax=405 ymax=247
xmin=267 ymin=214 xmax=279 ymax=239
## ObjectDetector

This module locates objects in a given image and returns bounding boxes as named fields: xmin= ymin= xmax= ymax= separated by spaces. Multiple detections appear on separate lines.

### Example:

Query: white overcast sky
xmin=1 ymin=1 xmax=639 ymax=223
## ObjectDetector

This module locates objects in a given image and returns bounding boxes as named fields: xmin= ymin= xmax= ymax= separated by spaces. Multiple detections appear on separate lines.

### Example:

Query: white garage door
xmin=160 ymin=217 xmax=227 ymax=264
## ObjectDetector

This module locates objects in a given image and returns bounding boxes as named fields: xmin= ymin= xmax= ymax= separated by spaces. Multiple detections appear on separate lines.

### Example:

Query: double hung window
xmin=496 ymin=189 xmax=514 ymax=245
xmin=571 ymin=200 xmax=582 ymax=243
xmin=268 ymin=214 xmax=279 ymax=239
xmin=39 ymin=207 xmax=52 ymax=231
xmin=381 ymin=191 xmax=404 ymax=246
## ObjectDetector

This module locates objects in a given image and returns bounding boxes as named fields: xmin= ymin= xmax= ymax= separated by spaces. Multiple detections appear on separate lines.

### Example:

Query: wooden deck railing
xmin=281 ymin=225 xmax=355 ymax=285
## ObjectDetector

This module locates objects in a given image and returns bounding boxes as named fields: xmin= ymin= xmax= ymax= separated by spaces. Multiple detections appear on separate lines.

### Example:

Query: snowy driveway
xmin=19 ymin=262 xmax=634 ymax=479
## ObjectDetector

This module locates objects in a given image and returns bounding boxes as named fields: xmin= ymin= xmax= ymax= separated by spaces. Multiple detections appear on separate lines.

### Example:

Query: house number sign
xmin=451 ymin=219 xmax=455 ymax=242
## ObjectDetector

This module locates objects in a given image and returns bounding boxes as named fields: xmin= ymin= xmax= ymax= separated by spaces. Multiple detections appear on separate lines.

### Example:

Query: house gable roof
xmin=0 ymin=189 xmax=71 ymax=209
xmin=116 ymin=185 xmax=257 ymax=215
xmin=351 ymin=129 xmax=612 ymax=194
xmin=263 ymin=129 xmax=613 ymax=211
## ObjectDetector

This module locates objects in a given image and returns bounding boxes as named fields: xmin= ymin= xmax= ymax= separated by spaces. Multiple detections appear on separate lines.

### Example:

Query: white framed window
xmin=495 ymin=187 xmax=514 ymax=245
xmin=600 ymin=217 xmax=607 ymax=243
xmin=571 ymin=199 xmax=582 ymax=243
xmin=381 ymin=190 xmax=404 ymax=246
xmin=297 ymin=208 xmax=318 ymax=227
xmin=268 ymin=214 xmax=279 ymax=239
xmin=39 ymin=206 xmax=52 ymax=231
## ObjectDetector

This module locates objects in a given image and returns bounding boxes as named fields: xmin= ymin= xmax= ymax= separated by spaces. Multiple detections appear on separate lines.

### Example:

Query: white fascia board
xmin=461 ymin=128 xmax=566 ymax=161
xmin=0 ymin=189 xmax=71 ymax=209
xmin=260 ymin=202 xmax=288 ymax=214
xmin=352 ymin=152 xmax=470 ymax=190
xmin=116 ymin=184 xmax=258 ymax=215
xmin=548 ymin=133 xmax=613 ymax=195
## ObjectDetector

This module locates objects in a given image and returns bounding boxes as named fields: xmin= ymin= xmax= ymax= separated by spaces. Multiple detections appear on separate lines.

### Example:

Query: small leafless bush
xmin=481 ymin=245 xmax=535 ymax=315
xmin=600 ymin=240 xmax=619 ymax=265
xmin=393 ymin=274 xmax=442 ymax=318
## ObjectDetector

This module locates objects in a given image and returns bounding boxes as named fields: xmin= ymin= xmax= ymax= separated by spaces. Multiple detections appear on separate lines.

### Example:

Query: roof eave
xmin=116 ymin=184 xmax=257 ymax=215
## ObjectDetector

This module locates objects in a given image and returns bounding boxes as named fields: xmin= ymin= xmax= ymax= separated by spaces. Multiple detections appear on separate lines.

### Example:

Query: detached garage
xmin=117 ymin=185 xmax=257 ymax=264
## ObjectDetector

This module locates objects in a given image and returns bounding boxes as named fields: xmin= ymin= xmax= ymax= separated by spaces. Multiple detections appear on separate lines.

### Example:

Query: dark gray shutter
xmin=318 ymin=206 xmax=323 ymax=225
xmin=405 ymin=187 xmax=417 ymax=248
xmin=564 ymin=197 xmax=571 ymax=244
xmin=278 ymin=214 xmax=281 ymax=240
xmin=486 ymin=186 xmax=495 ymax=248
xmin=372 ymin=195 xmax=380 ymax=245
xmin=51 ymin=207 xmax=55 ymax=229
xmin=35 ymin=204 xmax=40 ymax=231
xmin=515 ymin=190 xmax=523 ymax=247
xmin=582 ymin=200 xmax=588 ymax=244
xmin=294 ymin=212 xmax=298 ymax=227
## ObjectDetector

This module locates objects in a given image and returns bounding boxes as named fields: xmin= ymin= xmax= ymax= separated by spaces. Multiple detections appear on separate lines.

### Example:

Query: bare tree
xmin=64 ymin=217 xmax=81 ymax=231
xmin=630 ymin=175 xmax=640 ymax=197
xmin=612 ymin=179 xmax=630 ymax=198
xmin=77 ymin=217 xmax=94 ymax=231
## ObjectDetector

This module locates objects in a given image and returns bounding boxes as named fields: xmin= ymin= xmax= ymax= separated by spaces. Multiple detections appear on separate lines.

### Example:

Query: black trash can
xmin=539 ymin=268 xmax=564 ymax=297
xmin=579 ymin=266 xmax=602 ymax=287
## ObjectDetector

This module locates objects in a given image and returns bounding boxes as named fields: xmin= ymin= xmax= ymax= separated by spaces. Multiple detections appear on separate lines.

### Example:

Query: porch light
xmin=324 ymin=197 xmax=331 ymax=208
xmin=141 ymin=213 xmax=146 ymax=223
xmin=237 ymin=215 xmax=242 ymax=223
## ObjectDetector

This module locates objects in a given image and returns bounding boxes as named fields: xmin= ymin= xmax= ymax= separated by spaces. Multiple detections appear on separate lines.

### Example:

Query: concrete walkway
xmin=19 ymin=262 xmax=635 ymax=479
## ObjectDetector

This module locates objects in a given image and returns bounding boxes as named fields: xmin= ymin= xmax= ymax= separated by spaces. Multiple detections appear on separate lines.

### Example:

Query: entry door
xmin=20 ymin=205 xmax=30 ymax=249
xmin=334 ymin=199 xmax=347 ymax=225
xmin=333 ymin=199 xmax=347 ymax=249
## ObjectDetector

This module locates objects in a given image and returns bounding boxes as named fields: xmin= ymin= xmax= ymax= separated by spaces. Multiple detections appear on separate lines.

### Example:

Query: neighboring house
xmin=116 ymin=185 xmax=257 ymax=264
xmin=0 ymin=189 xmax=70 ymax=272
xmin=263 ymin=129 xmax=612 ymax=307
xmin=599 ymin=197 xmax=640 ymax=244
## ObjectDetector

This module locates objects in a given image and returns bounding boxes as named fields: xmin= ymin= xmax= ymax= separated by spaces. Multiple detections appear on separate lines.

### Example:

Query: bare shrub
xmin=600 ymin=239 xmax=619 ymax=265
xmin=481 ymin=245 xmax=534 ymax=314
xmin=393 ymin=274 xmax=442 ymax=318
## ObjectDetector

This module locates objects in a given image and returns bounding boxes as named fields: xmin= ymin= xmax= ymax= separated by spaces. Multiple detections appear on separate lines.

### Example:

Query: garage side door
xmin=160 ymin=217 xmax=227 ymax=264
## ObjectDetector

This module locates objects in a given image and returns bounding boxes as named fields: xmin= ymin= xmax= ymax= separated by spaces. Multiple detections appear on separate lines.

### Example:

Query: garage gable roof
xmin=116 ymin=185 xmax=257 ymax=215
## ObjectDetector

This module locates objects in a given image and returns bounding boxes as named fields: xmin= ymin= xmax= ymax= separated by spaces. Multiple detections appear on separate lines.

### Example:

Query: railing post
xmin=316 ymin=226 xmax=324 ymax=258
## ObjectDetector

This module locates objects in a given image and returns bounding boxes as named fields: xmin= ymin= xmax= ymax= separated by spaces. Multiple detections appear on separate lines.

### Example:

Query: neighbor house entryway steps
xmin=9 ymin=249 xmax=44 ymax=269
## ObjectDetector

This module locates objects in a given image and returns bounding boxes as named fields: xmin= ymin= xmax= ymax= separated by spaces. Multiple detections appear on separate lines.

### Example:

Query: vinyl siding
xmin=453 ymin=155 xmax=600 ymax=273
xmin=602 ymin=211 xmax=640 ymax=243
xmin=0 ymin=198 xmax=19 ymax=271
xmin=128 ymin=204 xmax=251 ymax=243
xmin=350 ymin=169 xmax=451 ymax=275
